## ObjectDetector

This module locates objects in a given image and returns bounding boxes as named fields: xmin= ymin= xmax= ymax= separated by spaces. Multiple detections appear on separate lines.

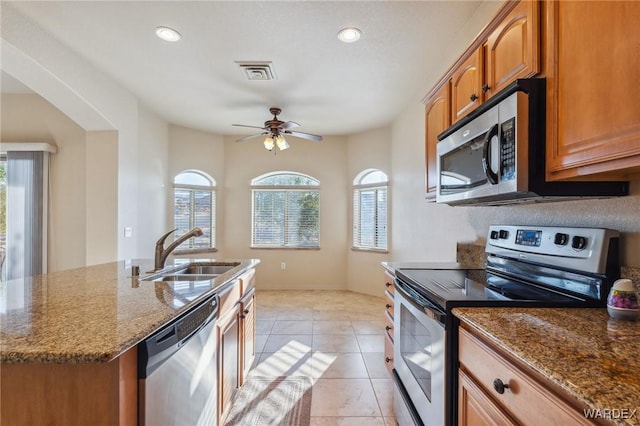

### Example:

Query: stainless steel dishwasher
xmin=138 ymin=293 xmax=219 ymax=426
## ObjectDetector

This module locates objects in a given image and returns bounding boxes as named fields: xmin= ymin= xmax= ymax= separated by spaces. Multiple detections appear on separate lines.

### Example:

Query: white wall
xmin=223 ymin=135 xmax=349 ymax=291
xmin=85 ymin=130 xmax=118 ymax=265
xmin=136 ymin=109 xmax=169 ymax=259
xmin=2 ymin=5 xmax=169 ymax=263
xmin=346 ymin=126 xmax=392 ymax=296
xmin=168 ymin=125 xmax=226 ymax=255
xmin=1 ymin=94 xmax=90 ymax=272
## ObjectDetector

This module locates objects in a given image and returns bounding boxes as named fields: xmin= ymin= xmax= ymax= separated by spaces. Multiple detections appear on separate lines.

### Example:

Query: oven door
xmin=393 ymin=278 xmax=446 ymax=426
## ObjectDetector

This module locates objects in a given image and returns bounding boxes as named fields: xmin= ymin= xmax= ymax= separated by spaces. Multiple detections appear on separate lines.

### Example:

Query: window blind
xmin=353 ymin=186 xmax=387 ymax=250
xmin=252 ymin=189 xmax=319 ymax=247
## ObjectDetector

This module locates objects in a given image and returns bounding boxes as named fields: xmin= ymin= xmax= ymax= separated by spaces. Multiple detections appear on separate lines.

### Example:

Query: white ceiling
xmin=1 ymin=1 xmax=498 ymax=137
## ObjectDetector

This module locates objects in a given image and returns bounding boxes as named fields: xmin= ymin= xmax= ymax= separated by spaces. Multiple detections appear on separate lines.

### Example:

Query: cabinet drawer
xmin=384 ymin=331 xmax=394 ymax=376
xmin=218 ymin=280 xmax=241 ymax=318
xmin=458 ymin=327 xmax=591 ymax=426
xmin=384 ymin=310 xmax=393 ymax=340
xmin=384 ymin=291 xmax=394 ymax=318
xmin=239 ymin=268 xmax=255 ymax=295
xmin=384 ymin=271 xmax=395 ymax=296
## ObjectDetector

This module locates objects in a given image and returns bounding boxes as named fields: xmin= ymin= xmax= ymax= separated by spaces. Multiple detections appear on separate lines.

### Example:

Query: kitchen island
xmin=0 ymin=258 xmax=259 ymax=425
xmin=454 ymin=307 xmax=640 ymax=426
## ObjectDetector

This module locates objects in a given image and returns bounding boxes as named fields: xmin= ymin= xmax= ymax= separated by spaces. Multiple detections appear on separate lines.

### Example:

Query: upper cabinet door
xmin=545 ymin=1 xmax=640 ymax=180
xmin=451 ymin=47 xmax=483 ymax=122
xmin=425 ymin=82 xmax=451 ymax=197
xmin=485 ymin=0 xmax=540 ymax=99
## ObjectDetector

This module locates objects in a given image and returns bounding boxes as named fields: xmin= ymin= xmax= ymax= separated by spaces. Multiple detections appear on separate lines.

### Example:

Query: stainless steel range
xmin=392 ymin=225 xmax=620 ymax=426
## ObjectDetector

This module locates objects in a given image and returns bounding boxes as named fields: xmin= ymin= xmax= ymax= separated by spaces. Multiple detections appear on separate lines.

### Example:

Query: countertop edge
xmin=1 ymin=259 xmax=260 ymax=364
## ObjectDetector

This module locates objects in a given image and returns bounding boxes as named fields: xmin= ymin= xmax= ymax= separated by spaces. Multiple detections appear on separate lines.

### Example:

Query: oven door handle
xmin=394 ymin=278 xmax=446 ymax=327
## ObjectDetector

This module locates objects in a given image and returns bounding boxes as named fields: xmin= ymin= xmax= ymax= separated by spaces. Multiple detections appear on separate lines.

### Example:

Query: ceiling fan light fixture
xmin=263 ymin=136 xmax=275 ymax=151
xmin=276 ymin=135 xmax=289 ymax=150
xmin=337 ymin=27 xmax=362 ymax=43
xmin=155 ymin=26 xmax=181 ymax=42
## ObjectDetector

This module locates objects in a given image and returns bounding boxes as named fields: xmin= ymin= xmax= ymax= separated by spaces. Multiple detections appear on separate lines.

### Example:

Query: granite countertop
xmin=454 ymin=307 xmax=640 ymax=426
xmin=0 ymin=258 xmax=259 ymax=364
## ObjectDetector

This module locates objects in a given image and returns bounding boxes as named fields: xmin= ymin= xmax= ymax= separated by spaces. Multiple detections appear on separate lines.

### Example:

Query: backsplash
xmin=456 ymin=243 xmax=486 ymax=269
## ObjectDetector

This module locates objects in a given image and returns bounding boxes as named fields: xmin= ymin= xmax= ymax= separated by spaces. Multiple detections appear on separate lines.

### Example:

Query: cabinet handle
xmin=385 ymin=325 xmax=392 ymax=332
xmin=385 ymin=357 xmax=393 ymax=363
xmin=243 ymin=309 xmax=250 ymax=315
xmin=470 ymin=93 xmax=478 ymax=102
xmin=482 ymin=84 xmax=491 ymax=93
xmin=385 ymin=282 xmax=392 ymax=288
xmin=385 ymin=303 xmax=392 ymax=309
xmin=493 ymin=378 xmax=510 ymax=394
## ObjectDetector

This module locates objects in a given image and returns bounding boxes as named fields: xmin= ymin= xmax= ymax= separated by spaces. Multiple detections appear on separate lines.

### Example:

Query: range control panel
xmin=485 ymin=225 xmax=619 ymax=274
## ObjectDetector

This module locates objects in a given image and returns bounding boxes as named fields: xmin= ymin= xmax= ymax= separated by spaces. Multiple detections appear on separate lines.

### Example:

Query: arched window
xmin=353 ymin=169 xmax=388 ymax=251
xmin=173 ymin=170 xmax=216 ymax=249
xmin=251 ymin=171 xmax=320 ymax=248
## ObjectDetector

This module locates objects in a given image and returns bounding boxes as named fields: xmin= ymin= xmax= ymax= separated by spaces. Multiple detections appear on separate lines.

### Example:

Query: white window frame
xmin=173 ymin=170 xmax=216 ymax=250
xmin=352 ymin=169 xmax=388 ymax=252
xmin=251 ymin=171 xmax=320 ymax=249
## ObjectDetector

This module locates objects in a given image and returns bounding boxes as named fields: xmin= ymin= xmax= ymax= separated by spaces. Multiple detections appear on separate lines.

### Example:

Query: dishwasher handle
xmin=138 ymin=294 xmax=218 ymax=378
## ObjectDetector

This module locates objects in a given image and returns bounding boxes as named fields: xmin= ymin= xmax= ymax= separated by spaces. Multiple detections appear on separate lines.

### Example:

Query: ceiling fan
xmin=233 ymin=107 xmax=323 ymax=151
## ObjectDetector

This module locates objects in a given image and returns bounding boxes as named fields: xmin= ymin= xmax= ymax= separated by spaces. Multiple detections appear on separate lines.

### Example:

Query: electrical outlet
xmin=281 ymin=262 xmax=286 ymax=270
xmin=124 ymin=227 xmax=133 ymax=238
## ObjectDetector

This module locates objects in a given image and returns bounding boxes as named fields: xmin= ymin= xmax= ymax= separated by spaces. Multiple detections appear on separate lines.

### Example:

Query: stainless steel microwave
xmin=436 ymin=79 xmax=627 ymax=206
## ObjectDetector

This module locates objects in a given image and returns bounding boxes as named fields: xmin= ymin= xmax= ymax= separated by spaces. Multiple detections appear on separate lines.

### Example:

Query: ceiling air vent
xmin=235 ymin=61 xmax=276 ymax=81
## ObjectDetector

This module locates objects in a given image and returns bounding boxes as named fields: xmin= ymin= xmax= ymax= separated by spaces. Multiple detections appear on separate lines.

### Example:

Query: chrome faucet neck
xmin=154 ymin=228 xmax=203 ymax=271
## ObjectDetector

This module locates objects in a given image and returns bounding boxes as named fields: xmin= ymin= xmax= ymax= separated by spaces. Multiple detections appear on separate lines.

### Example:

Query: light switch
xmin=124 ymin=227 xmax=133 ymax=238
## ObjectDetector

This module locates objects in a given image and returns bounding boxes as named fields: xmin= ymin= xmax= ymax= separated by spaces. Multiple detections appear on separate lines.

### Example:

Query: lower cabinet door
xmin=239 ymin=289 xmax=256 ymax=386
xmin=217 ymin=303 xmax=240 ymax=425
xmin=458 ymin=369 xmax=517 ymax=426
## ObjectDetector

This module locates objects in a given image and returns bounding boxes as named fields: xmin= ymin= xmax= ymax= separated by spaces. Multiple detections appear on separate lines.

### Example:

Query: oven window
xmin=399 ymin=304 xmax=434 ymax=402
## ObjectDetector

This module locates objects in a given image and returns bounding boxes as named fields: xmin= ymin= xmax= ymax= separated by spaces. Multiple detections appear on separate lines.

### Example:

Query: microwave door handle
xmin=482 ymin=124 xmax=500 ymax=184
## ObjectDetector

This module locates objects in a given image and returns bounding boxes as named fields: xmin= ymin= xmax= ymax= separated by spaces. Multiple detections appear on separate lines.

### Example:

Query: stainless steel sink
xmin=158 ymin=274 xmax=220 ymax=282
xmin=177 ymin=263 xmax=239 ymax=275
xmin=141 ymin=262 xmax=241 ymax=282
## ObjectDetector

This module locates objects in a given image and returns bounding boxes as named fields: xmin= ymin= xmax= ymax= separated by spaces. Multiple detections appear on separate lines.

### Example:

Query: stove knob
xmin=499 ymin=230 xmax=509 ymax=239
xmin=554 ymin=232 xmax=568 ymax=246
xmin=572 ymin=236 xmax=588 ymax=250
xmin=490 ymin=230 xmax=500 ymax=240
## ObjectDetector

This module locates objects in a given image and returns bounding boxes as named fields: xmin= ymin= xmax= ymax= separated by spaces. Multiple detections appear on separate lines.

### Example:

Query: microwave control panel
xmin=500 ymin=117 xmax=516 ymax=181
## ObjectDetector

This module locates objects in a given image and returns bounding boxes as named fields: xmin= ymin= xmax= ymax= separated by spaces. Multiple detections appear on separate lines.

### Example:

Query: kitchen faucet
xmin=154 ymin=227 xmax=203 ymax=271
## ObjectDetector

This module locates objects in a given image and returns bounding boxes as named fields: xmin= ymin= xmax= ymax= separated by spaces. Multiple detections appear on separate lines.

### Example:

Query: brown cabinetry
xmin=458 ymin=325 xmax=592 ymax=426
xmin=451 ymin=47 xmax=484 ymax=122
xmin=217 ymin=268 xmax=258 ymax=424
xmin=484 ymin=0 xmax=540 ymax=100
xmin=545 ymin=1 xmax=640 ymax=180
xmin=217 ymin=298 xmax=240 ymax=425
xmin=424 ymin=82 xmax=451 ymax=197
xmin=215 ymin=278 xmax=241 ymax=425
xmin=423 ymin=0 xmax=540 ymax=197
xmin=383 ymin=270 xmax=395 ymax=375
xmin=239 ymin=288 xmax=256 ymax=386
xmin=1 ymin=347 xmax=137 ymax=426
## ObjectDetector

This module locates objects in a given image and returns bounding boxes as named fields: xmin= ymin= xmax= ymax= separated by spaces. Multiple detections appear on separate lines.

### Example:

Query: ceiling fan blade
xmin=232 ymin=124 xmax=266 ymax=130
xmin=284 ymin=130 xmax=323 ymax=142
xmin=280 ymin=121 xmax=301 ymax=130
xmin=236 ymin=132 xmax=267 ymax=142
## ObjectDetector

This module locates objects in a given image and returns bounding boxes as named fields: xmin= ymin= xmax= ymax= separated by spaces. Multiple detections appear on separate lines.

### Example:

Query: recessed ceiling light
xmin=155 ymin=26 xmax=181 ymax=42
xmin=337 ymin=27 xmax=362 ymax=43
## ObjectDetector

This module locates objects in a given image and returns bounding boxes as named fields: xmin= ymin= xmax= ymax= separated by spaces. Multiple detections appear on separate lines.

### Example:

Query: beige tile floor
xmin=252 ymin=290 xmax=397 ymax=426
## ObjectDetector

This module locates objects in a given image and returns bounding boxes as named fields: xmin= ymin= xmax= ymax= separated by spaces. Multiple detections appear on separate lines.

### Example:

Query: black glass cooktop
xmin=396 ymin=265 xmax=587 ymax=311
